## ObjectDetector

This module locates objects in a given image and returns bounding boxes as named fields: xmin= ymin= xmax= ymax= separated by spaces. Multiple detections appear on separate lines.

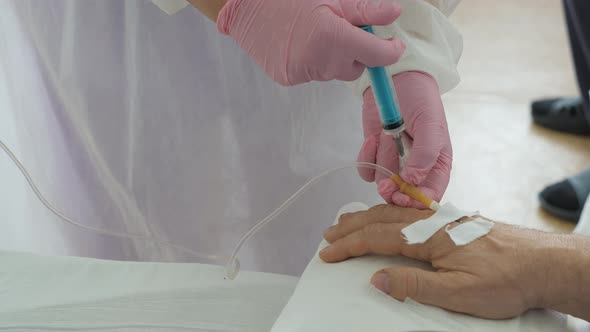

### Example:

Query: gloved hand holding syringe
xmin=356 ymin=24 xmax=452 ymax=208
xmin=359 ymin=25 xmax=407 ymax=171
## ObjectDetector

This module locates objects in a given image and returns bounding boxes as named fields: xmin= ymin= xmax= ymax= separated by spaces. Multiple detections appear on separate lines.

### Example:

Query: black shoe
xmin=532 ymin=97 xmax=590 ymax=135
xmin=539 ymin=168 xmax=590 ymax=222
xmin=539 ymin=180 xmax=582 ymax=222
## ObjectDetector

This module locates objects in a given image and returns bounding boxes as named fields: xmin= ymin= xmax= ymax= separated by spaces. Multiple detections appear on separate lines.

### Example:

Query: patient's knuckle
xmin=362 ymin=223 xmax=386 ymax=237
xmin=391 ymin=269 xmax=419 ymax=300
xmin=374 ymin=204 xmax=404 ymax=223
xmin=406 ymin=270 xmax=422 ymax=299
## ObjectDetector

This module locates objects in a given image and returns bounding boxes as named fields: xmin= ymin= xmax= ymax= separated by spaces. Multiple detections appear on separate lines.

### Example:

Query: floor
xmin=444 ymin=0 xmax=590 ymax=234
xmin=445 ymin=2 xmax=590 ymax=328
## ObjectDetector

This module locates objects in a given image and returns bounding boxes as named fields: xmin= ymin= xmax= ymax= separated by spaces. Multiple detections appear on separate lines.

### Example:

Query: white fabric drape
xmin=0 ymin=0 xmax=381 ymax=275
xmin=0 ymin=0 xmax=461 ymax=275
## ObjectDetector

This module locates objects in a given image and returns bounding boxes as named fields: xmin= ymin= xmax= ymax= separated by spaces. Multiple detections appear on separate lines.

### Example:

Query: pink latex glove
xmin=357 ymin=71 xmax=452 ymax=208
xmin=217 ymin=0 xmax=406 ymax=86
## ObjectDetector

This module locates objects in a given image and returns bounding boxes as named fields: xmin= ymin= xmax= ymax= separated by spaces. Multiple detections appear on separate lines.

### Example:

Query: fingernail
xmin=372 ymin=273 xmax=391 ymax=294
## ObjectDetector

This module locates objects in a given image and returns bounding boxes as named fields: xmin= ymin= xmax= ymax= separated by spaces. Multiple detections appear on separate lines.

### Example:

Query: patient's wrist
xmin=540 ymin=234 xmax=590 ymax=320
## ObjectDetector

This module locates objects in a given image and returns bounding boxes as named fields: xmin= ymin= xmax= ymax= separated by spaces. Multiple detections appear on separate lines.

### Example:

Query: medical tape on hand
xmin=445 ymin=217 xmax=494 ymax=246
xmin=401 ymin=203 xmax=476 ymax=245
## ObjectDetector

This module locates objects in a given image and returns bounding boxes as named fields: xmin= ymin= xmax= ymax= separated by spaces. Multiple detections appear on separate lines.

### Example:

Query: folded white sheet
xmin=270 ymin=202 xmax=566 ymax=332
xmin=0 ymin=251 xmax=297 ymax=331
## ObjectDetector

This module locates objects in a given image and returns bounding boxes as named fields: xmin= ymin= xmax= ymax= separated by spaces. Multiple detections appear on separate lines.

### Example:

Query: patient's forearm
xmin=542 ymin=235 xmax=590 ymax=320
xmin=187 ymin=0 xmax=226 ymax=21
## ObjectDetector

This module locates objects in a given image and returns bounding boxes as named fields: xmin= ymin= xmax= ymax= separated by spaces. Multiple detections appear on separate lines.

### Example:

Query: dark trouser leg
xmin=539 ymin=1 xmax=590 ymax=222
xmin=564 ymin=0 xmax=590 ymax=123
xmin=530 ymin=3 xmax=590 ymax=135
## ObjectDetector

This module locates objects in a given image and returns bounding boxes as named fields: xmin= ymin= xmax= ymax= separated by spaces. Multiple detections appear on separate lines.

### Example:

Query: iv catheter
xmin=359 ymin=25 xmax=407 ymax=169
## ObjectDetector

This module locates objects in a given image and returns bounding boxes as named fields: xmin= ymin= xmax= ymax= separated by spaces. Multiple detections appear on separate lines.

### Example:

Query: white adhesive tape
xmin=445 ymin=217 xmax=494 ymax=246
xmin=401 ymin=203 xmax=476 ymax=245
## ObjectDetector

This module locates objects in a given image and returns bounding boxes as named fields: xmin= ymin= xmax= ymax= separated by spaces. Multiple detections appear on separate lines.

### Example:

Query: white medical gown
xmin=0 ymin=0 xmax=461 ymax=275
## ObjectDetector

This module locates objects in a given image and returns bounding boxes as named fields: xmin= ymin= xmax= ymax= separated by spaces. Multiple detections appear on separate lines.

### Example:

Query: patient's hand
xmin=320 ymin=204 xmax=590 ymax=321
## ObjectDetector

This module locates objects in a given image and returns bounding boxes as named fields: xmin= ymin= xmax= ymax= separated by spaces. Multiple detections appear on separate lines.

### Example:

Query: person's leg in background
xmin=534 ymin=0 xmax=590 ymax=222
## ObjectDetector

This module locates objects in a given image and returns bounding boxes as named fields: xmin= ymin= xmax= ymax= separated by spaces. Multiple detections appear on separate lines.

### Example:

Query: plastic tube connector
xmin=390 ymin=174 xmax=440 ymax=211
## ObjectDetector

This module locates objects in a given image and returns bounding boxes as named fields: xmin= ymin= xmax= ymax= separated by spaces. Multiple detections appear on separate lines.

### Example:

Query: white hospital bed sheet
xmin=0 ymin=251 xmax=297 ymax=331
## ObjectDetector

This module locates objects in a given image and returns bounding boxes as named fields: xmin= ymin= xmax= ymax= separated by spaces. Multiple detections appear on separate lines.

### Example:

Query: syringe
xmin=359 ymin=25 xmax=407 ymax=170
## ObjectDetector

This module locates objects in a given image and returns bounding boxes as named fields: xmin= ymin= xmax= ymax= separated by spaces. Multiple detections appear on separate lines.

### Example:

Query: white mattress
xmin=0 ymin=251 xmax=297 ymax=331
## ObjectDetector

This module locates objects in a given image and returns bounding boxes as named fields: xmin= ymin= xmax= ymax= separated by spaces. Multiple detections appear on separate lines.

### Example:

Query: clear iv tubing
xmin=0 ymin=138 xmax=393 ymax=278
xmin=224 ymin=161 xmax=394 ymax=280
xmin=0 ymin=139 xmax=223 ymax=263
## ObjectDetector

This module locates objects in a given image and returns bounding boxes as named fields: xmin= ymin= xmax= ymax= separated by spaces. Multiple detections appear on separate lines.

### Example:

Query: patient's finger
xmin=320 ymin=222 xmax=409 ymax=262
xmin=324 ymin=204 xmax=432 ymax=243
xmin=371 ymin=267 xmax=466 ymax=312
xmin=325 ymin=205 xmax=386 ymax=243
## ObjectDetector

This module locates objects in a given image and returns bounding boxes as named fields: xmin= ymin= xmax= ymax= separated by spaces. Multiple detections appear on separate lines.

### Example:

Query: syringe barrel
xmin=359 ymin=25 xmax=405 ymax=135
